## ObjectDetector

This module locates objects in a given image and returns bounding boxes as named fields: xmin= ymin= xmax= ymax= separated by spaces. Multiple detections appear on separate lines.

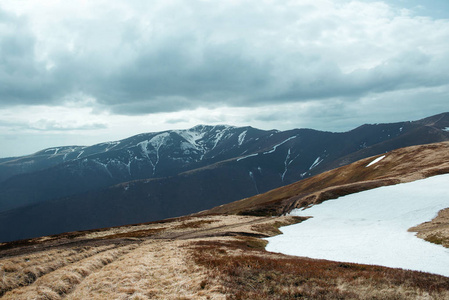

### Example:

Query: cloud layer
xmin=0 ymin=0 xmax=448 ymax=156
xmin=1 ymin=0 xmax=448 ymax=113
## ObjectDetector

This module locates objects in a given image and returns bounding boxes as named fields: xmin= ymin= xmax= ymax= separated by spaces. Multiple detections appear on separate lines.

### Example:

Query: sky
xmin=0 ymin=0 xmax=448 ymax=158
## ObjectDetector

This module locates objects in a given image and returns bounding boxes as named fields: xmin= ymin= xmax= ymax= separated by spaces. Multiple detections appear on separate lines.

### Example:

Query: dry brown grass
xmin=2 ymin=243 xmax=138 ymax=299
xmin=66 ymin=240 xmax=225 ymax=300
xmin=189 ymin=237 xmax=449 ymax=299
xmin=0 ymin=245 xmax=117 ymax=296
xmin=251 ymin=216 xmax=309 ymax=236
xmin=410 ymin=207 xmax=449 ymax=248
xmin=1 ymin=214 xmax=449 ymax=299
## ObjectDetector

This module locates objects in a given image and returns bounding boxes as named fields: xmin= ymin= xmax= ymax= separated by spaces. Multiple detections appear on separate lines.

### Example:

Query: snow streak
xmin=238 ymin=130 xmax=247 ymax=146
xmin=281 ymin=148 xmax=299 ymax=182
xmin=366 ymin=155 xmax=386 ymax=167
xmin=309 ymin=157 xmax=323 ymax=170
xmin=237 ymin=153 xmax=258 ymax=162
xmin=263 ymin=136 xmax=296 ymax=154
xmin=249 ymin=171 xmax=259 ymax=194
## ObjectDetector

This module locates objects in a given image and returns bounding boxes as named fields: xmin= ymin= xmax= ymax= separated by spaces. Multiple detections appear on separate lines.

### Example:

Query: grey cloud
xmin=0 ymin=8 xmax=71 ymax=106
xmin=165 ymin=118 xmax=189 ymax=124
xmin=28 ymin=119 xmax=107 ymax=131
xmin=0 ymin=1 xmax=448 ymax=116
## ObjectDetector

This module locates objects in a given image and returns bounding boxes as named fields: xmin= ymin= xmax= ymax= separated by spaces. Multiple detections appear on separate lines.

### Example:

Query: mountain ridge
xmin=0 ymin=113 xmax=449 ymax=242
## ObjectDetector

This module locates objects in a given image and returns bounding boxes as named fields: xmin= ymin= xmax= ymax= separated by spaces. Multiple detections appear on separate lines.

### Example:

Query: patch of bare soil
xmin=409 ymin=208 xmax=449 ymax=248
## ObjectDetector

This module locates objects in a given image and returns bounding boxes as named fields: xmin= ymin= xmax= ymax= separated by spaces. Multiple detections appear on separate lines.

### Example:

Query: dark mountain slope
xmin=200 ymin=141 xmax=449 ymax=216
xmin=0 ymin=113 xmax=449 ymax=242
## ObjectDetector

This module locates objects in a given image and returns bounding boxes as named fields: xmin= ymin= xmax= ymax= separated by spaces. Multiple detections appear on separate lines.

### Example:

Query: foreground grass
xmin=0 ymin=245 xmax=119 ymax=297
xmin=189 ymin=237 xmax=449 ymax=299
xmin=1 ymin=215 xmax=449 ymax=299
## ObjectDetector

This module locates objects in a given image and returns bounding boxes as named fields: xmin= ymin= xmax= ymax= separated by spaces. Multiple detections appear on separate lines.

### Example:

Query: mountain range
xmin=1 ymin=112 xmax=449 ymax=242
xmin=1 ymin=136 xmax=449 ymax=299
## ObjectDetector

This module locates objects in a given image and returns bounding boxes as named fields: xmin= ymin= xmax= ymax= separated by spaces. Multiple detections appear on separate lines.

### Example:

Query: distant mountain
xmin=0 ymin=112 xmax=449 ymax=242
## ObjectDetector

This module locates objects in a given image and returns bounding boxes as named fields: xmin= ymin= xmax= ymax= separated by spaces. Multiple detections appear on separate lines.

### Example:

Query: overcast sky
xmin=1 ymin=0 xmax=448 ymax=157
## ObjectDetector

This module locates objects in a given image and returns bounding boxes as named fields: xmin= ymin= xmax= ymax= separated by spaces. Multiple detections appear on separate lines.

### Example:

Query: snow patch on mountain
xmin=443 ymin=127 xmax=449 ymax=132
xmin=266 ymin=174 xmax=449 ymax=277
xmin=76 ymin=150 xmax=84 ymax=159
xmin=138 ymin=140 xmax=151 ymax=159
xmin=282 ymin=149 xmax=299 ymax=182
xmin=237 ymin=153 xmax=258 ymax=161
xmin=176 ymin=128 xmax=206 ymax=150
xmin=238 ymin=130 xmax=247 ymax=146
xmin=366 ymin=155 xmax=386 ymax=167
xmin=149 ymin=132 xmax=170 ymax=149
xmin=263 ymin=136 xmax=296 ymax=154
xmin=249 ymin=171 xmax=259 ymax=194
xmin=309 ymin=156 xmax=323 ymax=170
xmin=212 ymin=126 xmax=234 ymax=150
xmin=104 ymin=141 xmax=120 ymax=152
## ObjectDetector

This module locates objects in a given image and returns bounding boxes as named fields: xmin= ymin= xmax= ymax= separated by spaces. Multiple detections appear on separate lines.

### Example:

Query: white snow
xmin=149 ymin=132 xmax=170 ymax=148
xmin=212 ymin=127 xmax=233 ymax=150
xmin=309 ymin=156 xmax=323 ymax=170
xmin=104 ymin=141 xmax=120 ymax=151
xmin=263 ymin=136 xmax=296 ymax=154
xmin=282 ymin=149 xmax=299 ymax=182
xmin=443 ymin=127 xmax=449 ymax=132
xmin=238 ymin=130 xmax=247 ymax=146
xmin=76 ymin=150 xmax=84 ymax=159
xmin=176 ymin=129 xmax=206 ymax=150
xmin=138 ymin=140 xmax=151 ymax=158
xmin=180 ymin=141 xmax=197 ymax=151
xmin=265 ymin=174 xmax=449 ymax=277
xmin=137 ymin=133 xmax=170 ymax=175
xmin=366 ymin=155 xmax=386 ymax=167
xmin=237 ymin=153 xmax=258 ymax=161
xmin=45 ymin=148 xmax=60 ymax=157
xmin=249 ymin=171 xmax=259 ymax=193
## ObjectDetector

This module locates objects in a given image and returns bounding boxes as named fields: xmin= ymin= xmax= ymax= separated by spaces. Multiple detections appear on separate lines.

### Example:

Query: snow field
xmin=265 ymin=174 xmax=449 ymax=277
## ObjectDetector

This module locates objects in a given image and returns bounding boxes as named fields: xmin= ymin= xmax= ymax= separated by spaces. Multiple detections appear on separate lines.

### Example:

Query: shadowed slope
xmin=199 ymin=141 xmax=449 ymax=216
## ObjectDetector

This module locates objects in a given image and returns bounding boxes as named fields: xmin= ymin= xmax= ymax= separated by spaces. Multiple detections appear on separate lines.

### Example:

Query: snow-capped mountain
xmin=0 ymin=112 xmax=449 ymax=242
xmin=0 ymin=125 xmax=269 ymax=182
